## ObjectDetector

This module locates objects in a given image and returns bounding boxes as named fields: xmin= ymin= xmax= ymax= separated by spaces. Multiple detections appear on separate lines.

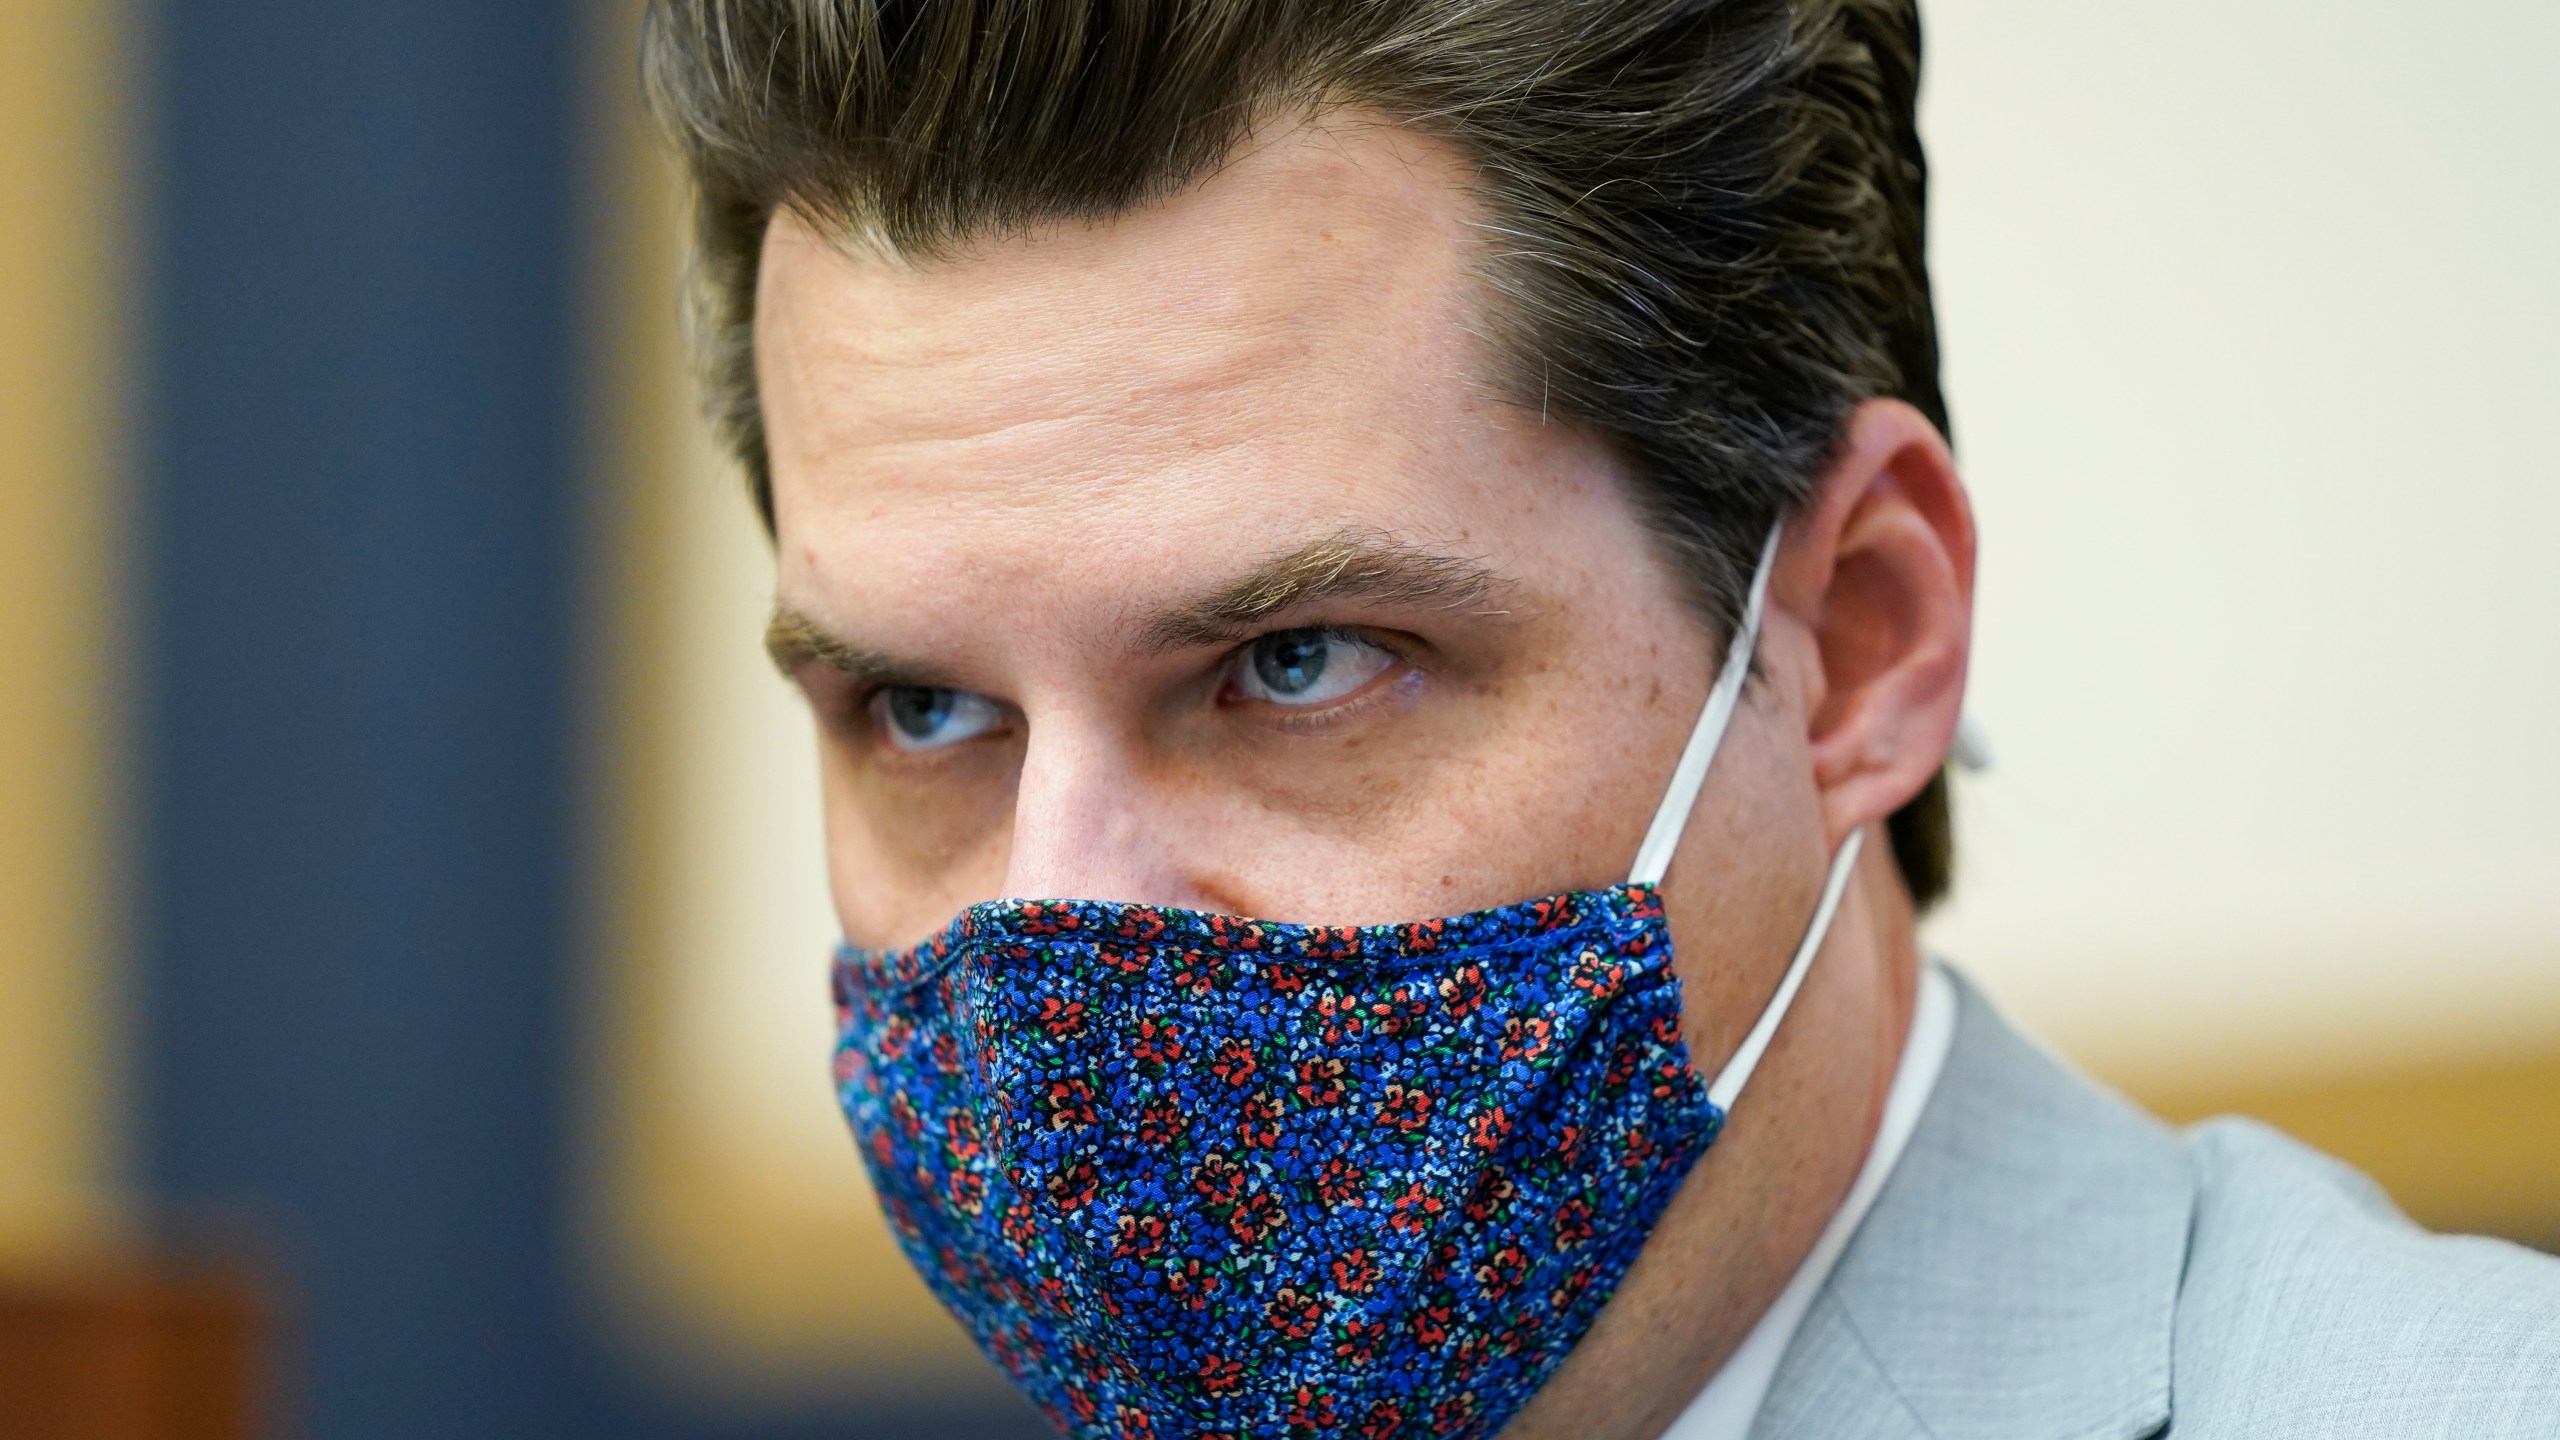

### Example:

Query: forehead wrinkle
xmin=760 ymin=123 xmax=1496 ymax=462
xmin=812 ymin=307 xmax=1349 ymax=467
xmin=1139 ymin=529 xmax=1513 ymax=652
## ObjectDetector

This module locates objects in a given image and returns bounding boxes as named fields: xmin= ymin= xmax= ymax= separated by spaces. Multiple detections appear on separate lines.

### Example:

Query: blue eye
xmin=1231 ymin=629 xmax=1395 ymax=708
xmin=872 ymin=687 xmax=1003 ymax=752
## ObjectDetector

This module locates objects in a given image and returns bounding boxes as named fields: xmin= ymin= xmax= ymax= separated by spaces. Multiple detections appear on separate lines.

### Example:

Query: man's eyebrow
xmin=764 ymin=607 xmax=935 ymax=687
xmin=1140 ymin=529 xmax=1511 ymax=652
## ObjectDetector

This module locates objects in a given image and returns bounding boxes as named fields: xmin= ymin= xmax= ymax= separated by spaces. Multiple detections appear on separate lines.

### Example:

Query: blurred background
xmin=1 ymin=0 xmax=2553 ymax=1435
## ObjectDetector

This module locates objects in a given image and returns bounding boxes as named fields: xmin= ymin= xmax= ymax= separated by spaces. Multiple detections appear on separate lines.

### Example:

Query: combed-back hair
xmin=642 ymin=0 xmax=1956 ymax=907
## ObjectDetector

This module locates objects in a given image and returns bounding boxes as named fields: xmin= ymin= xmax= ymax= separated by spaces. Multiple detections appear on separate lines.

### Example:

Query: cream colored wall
xmin=1917 ymin=0 xmax=2560 ymax=1092
xmin=593 ymin=0 xmax=2560 ymax=1400
xmin=0 ymin=0 xmax=130 ymax=1270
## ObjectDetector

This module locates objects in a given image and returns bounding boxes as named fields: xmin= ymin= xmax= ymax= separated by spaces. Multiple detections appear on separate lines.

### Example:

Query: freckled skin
xmin=757 ymin=114 xmax=1975 ymax=1440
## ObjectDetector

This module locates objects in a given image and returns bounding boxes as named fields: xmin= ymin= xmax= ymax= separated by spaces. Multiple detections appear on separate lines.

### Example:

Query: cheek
xmin=1260 ymin=628 xmax=1708 ymax=921
xmin=817 ymin=737 xmax=1019 ymax=948
xmin=1507 ymin=655 xmax=1692 ymax=866
xmin=1465 ymin=672 xmax=1674 ymax=879
xmin=1655 ymin=710 xmax=1830 ymax=1066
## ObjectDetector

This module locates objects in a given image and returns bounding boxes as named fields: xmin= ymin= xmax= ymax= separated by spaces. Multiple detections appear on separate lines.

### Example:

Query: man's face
xmin=756 ymin=119 xmax=1829 ymax=990
xmin=756 ymin=113 xmax=1952 ymax=1438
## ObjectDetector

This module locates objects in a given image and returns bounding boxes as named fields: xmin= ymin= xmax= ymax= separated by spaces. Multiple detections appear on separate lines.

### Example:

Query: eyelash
xmin=1222 ymin=626 xmax=1418 ymax=725
xmin=810 ymin=625 xmax=1421 ymax=756
xmin=847 ymin=689 xmax=1016 ymax=768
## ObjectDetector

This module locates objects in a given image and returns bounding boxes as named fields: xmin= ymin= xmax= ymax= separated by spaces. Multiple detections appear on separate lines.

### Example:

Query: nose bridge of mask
xmin=1619 ymin=522 xmax=1868 ymax=1113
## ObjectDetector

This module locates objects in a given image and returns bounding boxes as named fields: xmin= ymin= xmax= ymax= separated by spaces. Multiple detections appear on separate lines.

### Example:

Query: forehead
xmin=756 ymin=117 xmax=1491 ymax=454
xmin=752 ymin=118 xmax=1562 ymax=637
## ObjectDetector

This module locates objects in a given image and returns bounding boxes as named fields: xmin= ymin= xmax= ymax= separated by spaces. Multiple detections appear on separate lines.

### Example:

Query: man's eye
xmin=870 ymin=687 xmax=1004 ymax=752
xmin=1228 ymin=629 xmax=1395 ymax=708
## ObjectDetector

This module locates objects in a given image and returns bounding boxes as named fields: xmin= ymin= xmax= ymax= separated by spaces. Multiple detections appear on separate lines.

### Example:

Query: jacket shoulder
xmin=2170 ymin=1116 xmax=2560 ymax=1437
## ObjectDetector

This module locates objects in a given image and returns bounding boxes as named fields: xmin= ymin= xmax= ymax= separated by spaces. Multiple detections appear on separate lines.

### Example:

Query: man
xmin=642 ymin=1 xmax=2560 ymax=1436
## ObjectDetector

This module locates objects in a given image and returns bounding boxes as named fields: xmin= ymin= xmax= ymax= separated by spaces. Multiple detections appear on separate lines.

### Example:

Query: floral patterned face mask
xmin=832 ymin=528 xmax=1865 ymax=1440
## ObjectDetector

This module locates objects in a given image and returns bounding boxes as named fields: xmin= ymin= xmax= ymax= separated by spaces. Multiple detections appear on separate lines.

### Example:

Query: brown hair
xmin=642 ymin=0 xmax=1956 ymax=906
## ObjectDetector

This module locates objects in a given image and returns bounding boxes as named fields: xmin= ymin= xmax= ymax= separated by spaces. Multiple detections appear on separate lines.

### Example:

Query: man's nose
xmin=999 ymin=718 xmax=1211 ymax=909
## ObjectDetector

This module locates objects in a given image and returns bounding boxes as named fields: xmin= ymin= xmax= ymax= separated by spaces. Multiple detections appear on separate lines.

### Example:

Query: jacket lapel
xmin=1752 ymin=970 xmax=2194 ymax=1440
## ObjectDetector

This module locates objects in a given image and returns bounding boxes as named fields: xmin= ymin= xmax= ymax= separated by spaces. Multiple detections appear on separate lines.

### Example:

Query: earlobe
xmin=1782 ymin=400 xmax=1975 ymax=845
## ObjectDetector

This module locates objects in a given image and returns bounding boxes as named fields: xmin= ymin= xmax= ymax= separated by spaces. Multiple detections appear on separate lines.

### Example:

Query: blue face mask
xmin=833 ymin=529 xmax=1862 ymax=1440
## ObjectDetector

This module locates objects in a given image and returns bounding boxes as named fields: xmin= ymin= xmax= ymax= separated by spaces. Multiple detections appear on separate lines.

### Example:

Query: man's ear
xmin=1772 ymin=398 xmax=1975 ymax=847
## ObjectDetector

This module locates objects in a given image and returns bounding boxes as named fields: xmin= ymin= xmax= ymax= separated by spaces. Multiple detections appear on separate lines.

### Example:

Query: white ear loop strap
xmin=1627 ymin=524 xmax=1784 ymax=889
xmin=1705 ymin=826 xmax=1864 ymax=1112
xmin=1614 ymin=520 xmax=1858 ymax=1111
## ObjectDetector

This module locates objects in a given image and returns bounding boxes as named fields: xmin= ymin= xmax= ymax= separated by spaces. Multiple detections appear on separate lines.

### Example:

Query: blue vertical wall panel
xmin=139 ymin=1 xmax=593 ymax=1435
xmin=135 ymin=2 xmax=1050 ymax=1436
xmin=137 ymin=2 xmax=1048 ymax=1433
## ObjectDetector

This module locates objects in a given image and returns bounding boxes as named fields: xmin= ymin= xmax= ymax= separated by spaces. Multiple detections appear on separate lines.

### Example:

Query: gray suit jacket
xmin=1752 ymin=971 xmax=2560 ymax=1439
